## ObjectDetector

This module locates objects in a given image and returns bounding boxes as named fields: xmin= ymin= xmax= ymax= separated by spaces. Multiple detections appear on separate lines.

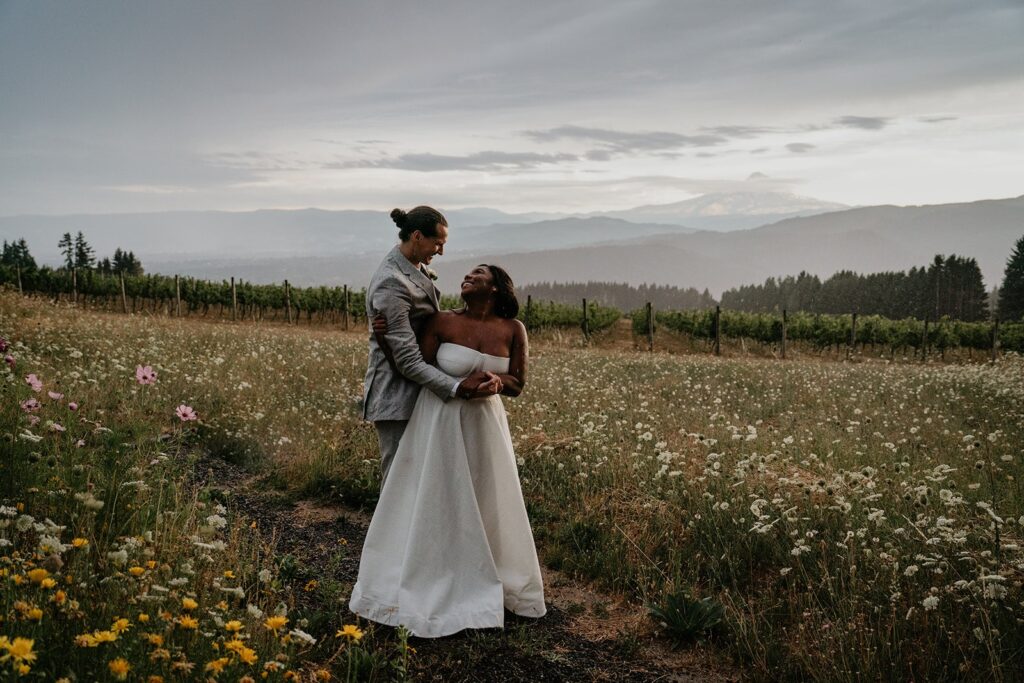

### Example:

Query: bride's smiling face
xmin=460 ymin=265 xmax=495 ymax=300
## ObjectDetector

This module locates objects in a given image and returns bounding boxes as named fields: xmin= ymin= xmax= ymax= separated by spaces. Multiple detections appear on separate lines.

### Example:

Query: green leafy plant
xmin=648 ymin=590 xmax=725 ymax=646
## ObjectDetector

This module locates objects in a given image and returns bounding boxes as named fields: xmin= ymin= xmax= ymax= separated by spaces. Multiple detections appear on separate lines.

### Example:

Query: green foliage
xmin=721 ymin=255 xmax=990 ymax=321
xmin=648 ymin=591 xmax=725 ymax=646
xmin=521 ymin=298 xmax=620 ymax=332
xmin=998 ymin=235 xmax=1024 ymax=322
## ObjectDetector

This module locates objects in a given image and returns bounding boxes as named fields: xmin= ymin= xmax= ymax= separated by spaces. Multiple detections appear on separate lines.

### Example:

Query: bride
xmin=348 ymin=264 xmax=546 ymax=637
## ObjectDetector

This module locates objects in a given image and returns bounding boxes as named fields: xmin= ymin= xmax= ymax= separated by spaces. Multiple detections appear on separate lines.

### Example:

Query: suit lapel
xmin=389 ymin=247 xmax=439 ymax=310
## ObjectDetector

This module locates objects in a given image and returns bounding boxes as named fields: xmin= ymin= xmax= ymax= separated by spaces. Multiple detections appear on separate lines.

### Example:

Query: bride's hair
xmin=390 ymin=206 xmax=447 ymax=241
xmin=485 ymin=265 xmax=519 ymax=319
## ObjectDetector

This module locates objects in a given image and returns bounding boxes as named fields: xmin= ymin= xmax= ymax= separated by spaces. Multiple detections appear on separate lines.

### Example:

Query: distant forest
xmin=519 ymin=281 xmax=716 ymax=312
xmin=720 ymin=254 xmax=990 ymax=321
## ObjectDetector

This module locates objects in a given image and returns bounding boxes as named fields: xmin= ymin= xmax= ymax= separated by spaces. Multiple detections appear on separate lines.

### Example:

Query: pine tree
xmin=998 ymin=235 xmax=1024 ymax=322
xmin=58 ymin=232 xmax=74 ymax=270
xmin=73 ymin=231 xmax=95 ymax=269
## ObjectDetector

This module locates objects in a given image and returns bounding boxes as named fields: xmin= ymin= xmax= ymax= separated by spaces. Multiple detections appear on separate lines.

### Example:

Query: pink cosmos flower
xmin=175 ymin=404 xmax=198 ymax=422
xmin=28 ymin=415 xmax=40 ymax=426
xmin=68 ymin=402 xmax=79 ymax=411
xmin=0 ymin=337 xmax=7 ymax=352
xmin=48 ymin=391 xmax=64 ymax=401
xmin=25 ymin=373 xmax=42 ymax=392
xmin=20 ymin=398 xmax=41 ymax=413
xmin=50 ymin=422 xmax=66 ymax=433
xmin=4 ymin=355 xmax=14 ymax=370
xmin=135 ymin=365 xmax=157 ymax=385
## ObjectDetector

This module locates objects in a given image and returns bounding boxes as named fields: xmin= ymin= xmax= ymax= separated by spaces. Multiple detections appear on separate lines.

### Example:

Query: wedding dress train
xmin=349 ymin=343 xmax=546 ymax=637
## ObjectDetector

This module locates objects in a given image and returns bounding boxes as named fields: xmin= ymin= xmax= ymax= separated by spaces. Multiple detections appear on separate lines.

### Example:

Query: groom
xmin=363 ymin=206 xmax=497 ymax=486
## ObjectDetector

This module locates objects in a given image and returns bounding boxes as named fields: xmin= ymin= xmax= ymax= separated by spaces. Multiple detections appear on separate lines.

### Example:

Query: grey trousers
xmin=374 ymin=420 xmax=409 ymax=489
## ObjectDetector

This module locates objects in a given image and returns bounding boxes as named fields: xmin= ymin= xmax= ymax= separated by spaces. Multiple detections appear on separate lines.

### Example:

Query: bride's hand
xmin=372 ymin=313 xmax=388 ymax=335
xmin=479 ymin=372 xmax=503 ymax=395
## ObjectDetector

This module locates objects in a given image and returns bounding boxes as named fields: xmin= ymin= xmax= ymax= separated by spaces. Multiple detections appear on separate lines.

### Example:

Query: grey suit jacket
xmin=362 ymin=245 xmax=455 ymax=421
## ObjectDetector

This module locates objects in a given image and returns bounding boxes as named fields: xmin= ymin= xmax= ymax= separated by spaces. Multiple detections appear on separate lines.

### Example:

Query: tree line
xmin=520 ymin=281 xmax=716 ymax=311
xmin=719 ymin=253 xmax=1010 ymax=321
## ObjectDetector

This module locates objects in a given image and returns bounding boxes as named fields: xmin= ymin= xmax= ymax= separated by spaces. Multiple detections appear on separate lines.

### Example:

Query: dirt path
xmin=191 ymin=455 xmax=740 ymax=682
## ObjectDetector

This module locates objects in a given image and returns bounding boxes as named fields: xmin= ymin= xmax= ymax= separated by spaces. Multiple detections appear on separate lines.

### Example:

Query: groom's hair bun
xmin=392 ymin=205 xmax=447 ymax=242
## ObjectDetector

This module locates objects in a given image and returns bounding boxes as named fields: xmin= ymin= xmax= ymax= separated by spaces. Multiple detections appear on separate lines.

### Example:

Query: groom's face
xmin=415 ymin=223 xmax=448 ymax=265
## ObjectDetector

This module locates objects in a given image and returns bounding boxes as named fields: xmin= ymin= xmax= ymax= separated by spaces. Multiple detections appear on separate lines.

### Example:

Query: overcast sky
xmin=2 ymin=0 xmax=1022 ymax=215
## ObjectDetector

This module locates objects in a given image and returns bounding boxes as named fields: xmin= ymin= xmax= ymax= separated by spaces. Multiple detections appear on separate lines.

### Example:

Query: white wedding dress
xmin=349 ymin=343 xmax=546 ymax=637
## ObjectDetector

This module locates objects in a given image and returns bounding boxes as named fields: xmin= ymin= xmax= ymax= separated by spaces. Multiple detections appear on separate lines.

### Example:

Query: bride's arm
xmin=497 ymin=320 xmax=528 ymax=397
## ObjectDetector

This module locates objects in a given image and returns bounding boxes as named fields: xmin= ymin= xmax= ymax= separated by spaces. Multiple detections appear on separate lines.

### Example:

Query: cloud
xmin=332 ymin=150 xmax=579 ymax=172
xmin=524 ymin=125 xmax=726 ymax=154
xmin=700 ymin=125 xmax=777 ymax=139
xmin=918 ymin=115 xmax=958 ymax=124
xmin=834 ymin=115 xmax=890 ymax=130
xmin=786 ymin=143 xmax=816 ymax=153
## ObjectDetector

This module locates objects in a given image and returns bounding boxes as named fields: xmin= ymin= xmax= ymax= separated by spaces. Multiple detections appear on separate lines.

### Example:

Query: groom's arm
xmin=371 ymin=278 xmax=462 ymax=400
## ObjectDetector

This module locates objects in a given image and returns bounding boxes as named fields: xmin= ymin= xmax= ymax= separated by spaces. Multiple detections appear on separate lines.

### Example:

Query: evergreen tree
xmin=998 ymin=235 xmax=1024 ymax=322
xmin=1 ymin=239 xmax=37 ymax=271
xmin=73 ymin=231 xmax=95 ymax=269
xmin=57 ymin=232 xmax=74 ymax=270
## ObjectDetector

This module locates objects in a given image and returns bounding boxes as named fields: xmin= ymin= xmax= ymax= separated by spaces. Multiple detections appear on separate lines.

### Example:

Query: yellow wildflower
xmin=111 ymin=618 xmax=131 ymax=634
xmin=223 ymin=570 xmax=236 ymax=579
xmin=71 ymin=538 xmax=89 ymax=549
xmin=128 ymin=566 xmax=145 ymax=577
xmin=92 ymin=630 xmax=118 ymax=644
xmin=284 ymin=671 xmax=298 ymax=681
xmin=146 ymin=560 xmax=158 ymax=570
xmin=138 ymin=612 xmax=150 ymax=623
xmin=52 ymin=590 xmax=67 ymax=606
xmin=315 ymin=670 xmax=331 ymax=681
xmin=177 ymin=615 xmax=199 ymax=630
xmin=237 ymin=646 xmax=258 ymax=665
xmin=205 ymin=657 xmax=231 ymax=675
xmin=224 ymin=638 xmax=245 ymax=655
xmin=147 ymin=677 xmax=165 ymax=683
xmin=224 ymin=620 xmax=243 ymax=632
xmin=40 ymin=578 xmax=57 ymax=589
xmin=5 ymin=637 xmax=37 ymax=665
xmin=74 ymin=633 xmax=99 ymax=647
xmin=108 ymin=657 xmax=131 ymax=680
xmin=304 ymin=579 xmax=318 ymax=592
xmin=27 ymin=568 xmax=49 ymax=584
xmin=144 ymin=633 xmax=164 ymax=647
xmin=17 ymin=664 xmax=30 ymax=675
xmin=336 ymin=624 xmax=364 ymax=642
xmin=27 ymin=607 xmax=43 ymax=621
xmin=181 ymin=597 xmax=198 ymax=610
xmin=216 ymin=600 xmax=229 ymax=611
xmin=263 ymin=615 xmax=288 ymax=633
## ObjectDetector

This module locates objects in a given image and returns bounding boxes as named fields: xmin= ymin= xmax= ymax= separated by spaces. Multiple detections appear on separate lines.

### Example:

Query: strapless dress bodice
xmin=436 ymin=342 xmax=510 ymax=377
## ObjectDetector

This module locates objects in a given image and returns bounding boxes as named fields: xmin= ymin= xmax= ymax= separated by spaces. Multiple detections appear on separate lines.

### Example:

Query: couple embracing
xmin=348 ymin=205 xmax=547 ymax=638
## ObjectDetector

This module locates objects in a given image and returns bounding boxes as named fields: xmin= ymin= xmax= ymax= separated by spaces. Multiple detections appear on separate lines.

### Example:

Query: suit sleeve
xmin=372 ymin=277 xmax=457 ymax=400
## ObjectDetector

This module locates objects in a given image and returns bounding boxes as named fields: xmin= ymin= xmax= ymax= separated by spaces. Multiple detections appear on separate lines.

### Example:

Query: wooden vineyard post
xmin=230 ymin=277 xmax=237 ymax=321
xmin=343 ymin=285 xmax=350 ymax=330
xmin=714 ymin=305 xmax=721 ymax=356
xmin=582 ymin=298 xmax=590 ymax=341
xmin=72 ymin=268 xmax=78 ymax=305
xmin=525 ymin=295 xmax=533 ymax=332
xmin=284 ymin=280 xmax=292 ymax=324
xmin=781 ymin=309 xmax=787 ymax=360
xmin=175 ymin=275 xmax=181 ymax=317
xmin=16 ymin=265 xmax=22 ymax=295
xmin=646 ymin=301 xmax=654 ymax=352
xmin=991 ymin=318 xmax=1000 ymax=362
xmin=119 ymin=272 xmax=128 ymax=314
xmin=847 ymin=313 xmax=858 ymax=360
xmin=922 ymin=318 xmax=930 ymax=361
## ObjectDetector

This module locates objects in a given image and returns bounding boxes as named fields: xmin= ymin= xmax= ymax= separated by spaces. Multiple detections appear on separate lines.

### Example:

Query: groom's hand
xmin=456 ymin=371 xmax=502 ymax=399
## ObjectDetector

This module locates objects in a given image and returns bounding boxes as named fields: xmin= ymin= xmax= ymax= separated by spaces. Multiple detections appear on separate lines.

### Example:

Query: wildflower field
xmin=2 ymin=290 xmax=1022 ymax=681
